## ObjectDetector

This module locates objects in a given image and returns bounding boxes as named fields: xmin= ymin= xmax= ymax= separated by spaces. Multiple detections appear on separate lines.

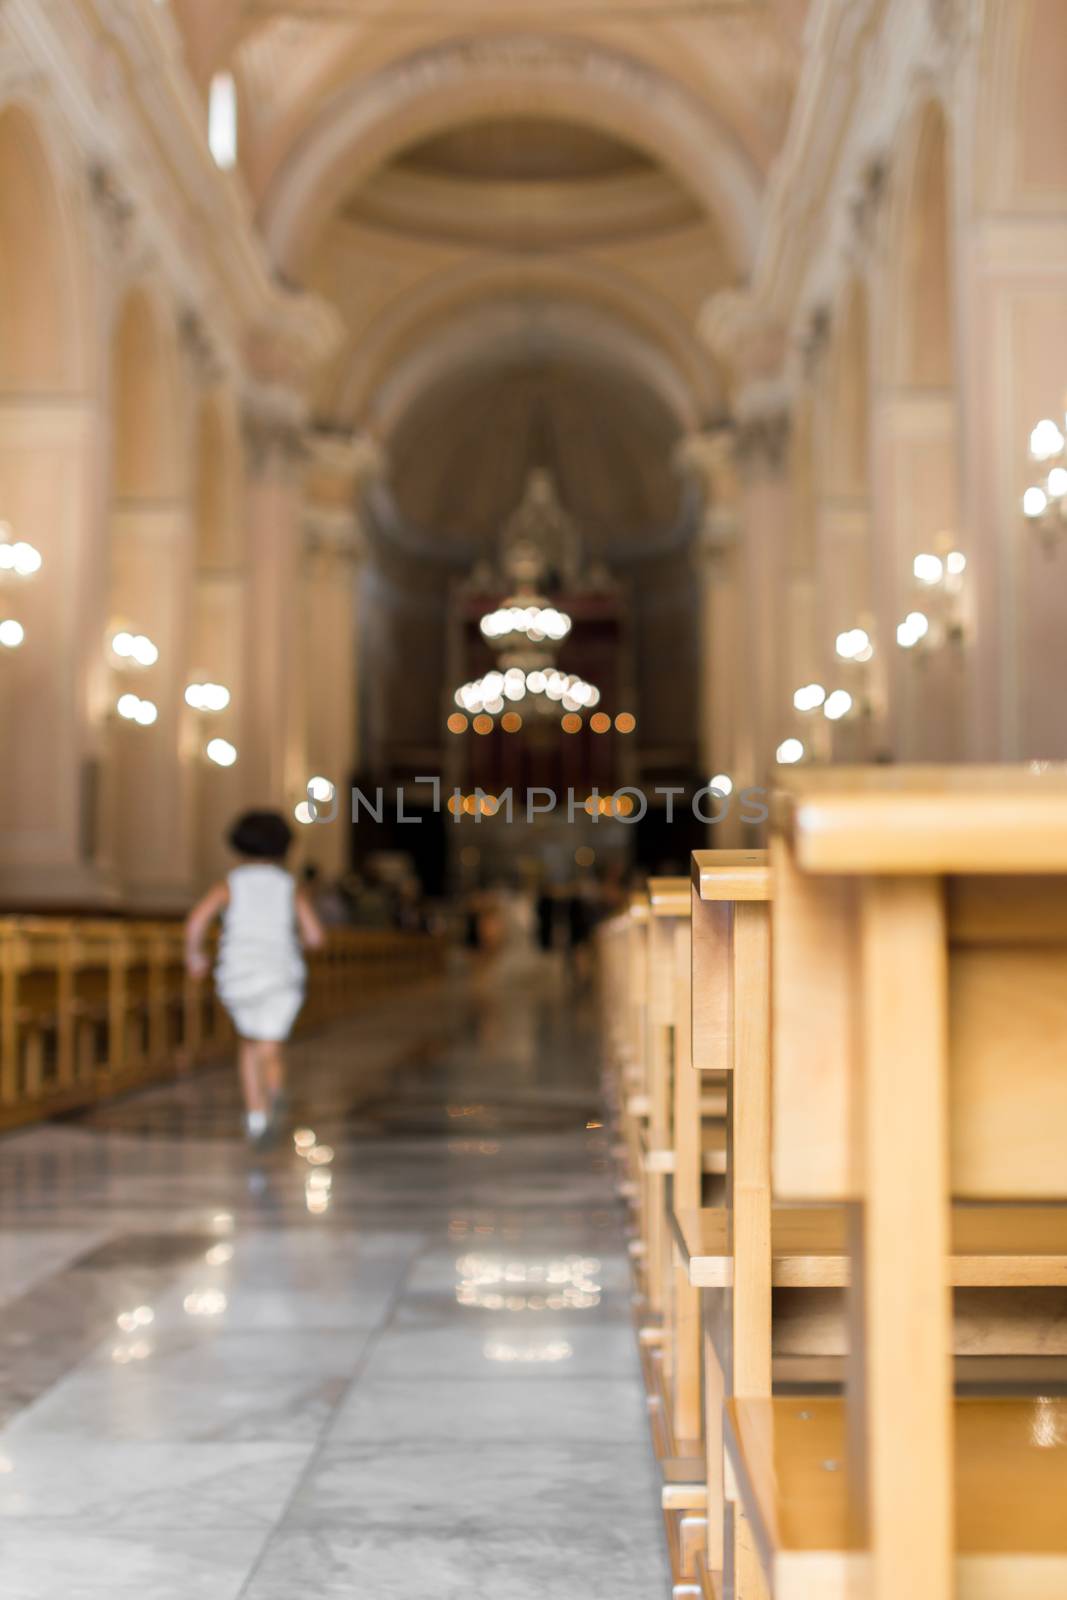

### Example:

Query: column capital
xmin=303 ymin=505 xmax=368 ymax=565
xmin=676 ymin=427 xmax=740 ymax=507
xmin=735 ymin=387 xmax=793 ymax=481
xmin=241 ymin=382 xmax=308 ymax=478
xmin=677 ymin=430 xmax=740 ymax=568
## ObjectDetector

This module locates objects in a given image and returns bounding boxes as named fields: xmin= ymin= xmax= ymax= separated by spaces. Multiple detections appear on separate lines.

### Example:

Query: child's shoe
xmin=245 ymin=1109 xmax=269 ymax=1142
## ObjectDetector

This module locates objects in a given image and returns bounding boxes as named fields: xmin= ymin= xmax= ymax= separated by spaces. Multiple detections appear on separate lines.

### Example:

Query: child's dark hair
xmin=228 ymin=810 xmax=293 ymax=862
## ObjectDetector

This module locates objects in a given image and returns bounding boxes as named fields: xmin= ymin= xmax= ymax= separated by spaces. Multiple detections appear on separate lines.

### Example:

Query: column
xmin=678 ymin=431 xmax=745 ymax=800
xmin=735 ymin=398 xmax=794 ymax=786
xmin=106 ymin=492 xmax=196 ymax=909
xmin=301 ymin=485 xmax=367 ymax=881
xmin=240 ymin=389 xmax=309 ymax=814
xmin=0 ymin=397 xmax=116 ymax=906
xmin=953 ymin=0 xmax=1067 ymax=759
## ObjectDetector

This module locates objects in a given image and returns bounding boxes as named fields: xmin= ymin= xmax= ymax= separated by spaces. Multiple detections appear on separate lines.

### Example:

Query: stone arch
xmin=328 ymin=260 xmax=722 ymax=436
xmin=260 ymin=35 xmax=762 ymax=276
xmin=0 ymin=102 xmax=88 ymax=398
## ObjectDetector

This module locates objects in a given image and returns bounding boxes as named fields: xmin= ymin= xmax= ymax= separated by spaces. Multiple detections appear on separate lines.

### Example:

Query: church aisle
xmin=0 ymin=958 xmax=668 ymax=1600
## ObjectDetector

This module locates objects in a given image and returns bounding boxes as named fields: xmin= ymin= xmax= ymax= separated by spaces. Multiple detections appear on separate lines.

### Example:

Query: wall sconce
xmin=0 ymin=529 xmax=43 ymax=649
xmin=1022 ymin=416 xmax=1067 ymax=551
xmin=116 ymin=692 xmax=158 ymax=726
xmin=186 ymin=682 xmax=231 ymax=712
xmin=111 ymin=630 xmax=159 ymax=668
xmin=835 ymin=626 xmax=873 ymax=664
xmin=896 ymin=540 xmax=967 ymax=650
xmin=0 ymin=535 xmax=43 ymax=578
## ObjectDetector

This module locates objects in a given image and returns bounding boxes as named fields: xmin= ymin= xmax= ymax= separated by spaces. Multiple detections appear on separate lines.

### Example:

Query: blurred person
xmin=185 ymin=810 xmax=325 ymax=1143
xmin=301 ymin=862 xmax=353 ymax=927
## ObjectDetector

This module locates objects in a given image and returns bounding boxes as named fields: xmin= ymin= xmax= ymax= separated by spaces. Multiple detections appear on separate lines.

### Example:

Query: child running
xmin=185 ymin=810 xmax=325 ymax=1142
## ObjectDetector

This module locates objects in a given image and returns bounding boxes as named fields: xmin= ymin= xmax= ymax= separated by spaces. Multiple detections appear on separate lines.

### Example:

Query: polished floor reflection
xmin=0 ymin=956 xmax=667 ymax=1599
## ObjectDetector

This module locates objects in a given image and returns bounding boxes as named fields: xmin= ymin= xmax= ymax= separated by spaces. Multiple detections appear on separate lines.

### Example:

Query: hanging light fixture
xmin=453 ymin=471 xmax=603 ymax=725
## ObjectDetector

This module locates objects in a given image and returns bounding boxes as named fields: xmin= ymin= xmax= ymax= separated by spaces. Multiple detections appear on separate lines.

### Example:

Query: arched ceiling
xmin=169 ymin=0 xmax=812 ymax=564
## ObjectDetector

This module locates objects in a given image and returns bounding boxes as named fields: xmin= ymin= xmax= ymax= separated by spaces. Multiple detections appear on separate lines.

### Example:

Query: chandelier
xmin=454 ymin=470 xmax=602 ymax=722
xmin=1023 ymin=413 xmax=1067 ymax=548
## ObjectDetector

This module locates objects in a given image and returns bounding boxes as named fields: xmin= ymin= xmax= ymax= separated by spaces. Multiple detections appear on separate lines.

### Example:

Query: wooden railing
xmin=0 ymin=916 xmax=447 ymax=1132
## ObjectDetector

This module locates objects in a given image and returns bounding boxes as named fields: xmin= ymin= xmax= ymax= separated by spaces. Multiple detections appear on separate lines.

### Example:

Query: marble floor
xmin=0 ymin=955 xmax=668 ymax=1599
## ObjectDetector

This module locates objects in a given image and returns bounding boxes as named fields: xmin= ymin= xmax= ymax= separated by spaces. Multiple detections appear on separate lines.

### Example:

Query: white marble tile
xmin=7 ymin=1331 xmax=368 ymax=1444
xmin=0 ymin=1231 xmax=109 ymax=1308
xmin=0 ymin=1526 xmax=266 ymax=1600
xmin=358 ymin=1319 xmax=644 ymax=1384
xmin=243 ymin=1525 xmax=668 ymax=1600
xmin=329 ymin=1375 xmax=652 ymax=1446
xmin=0 ymin=1439 xmax=313 ymax=1529
xmin=283 ymin=1438 xmax=665 ymax=1538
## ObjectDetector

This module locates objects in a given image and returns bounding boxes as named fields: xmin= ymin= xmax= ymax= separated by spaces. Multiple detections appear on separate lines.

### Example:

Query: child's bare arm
xmin=295 ymin=887 xmax=327 ymax=951
xmin=185 ymin=882 xmax=229 ymax=978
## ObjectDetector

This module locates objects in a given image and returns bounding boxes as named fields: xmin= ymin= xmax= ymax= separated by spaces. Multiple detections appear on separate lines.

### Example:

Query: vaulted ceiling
xmin=171 ymin=0 xmax=811 ymax=560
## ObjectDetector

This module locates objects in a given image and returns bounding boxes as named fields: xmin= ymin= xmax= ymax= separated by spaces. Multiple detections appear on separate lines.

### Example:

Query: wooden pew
xmin=722 ymin=768 xmax=1067 ymax=1600
xmin=0 ymin=915 xmax=447 ymax=1132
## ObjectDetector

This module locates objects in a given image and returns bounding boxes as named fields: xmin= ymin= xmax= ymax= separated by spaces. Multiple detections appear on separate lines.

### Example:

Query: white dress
xmin=214 ymin=865 xmax=306 ymax=1041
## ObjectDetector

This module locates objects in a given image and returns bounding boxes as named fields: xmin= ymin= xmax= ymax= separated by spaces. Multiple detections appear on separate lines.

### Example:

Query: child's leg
xmin=259 ymin=1040 xmax=286 ymax=1107
xmin=238 ymin=1039 xmax=268 ymax=1114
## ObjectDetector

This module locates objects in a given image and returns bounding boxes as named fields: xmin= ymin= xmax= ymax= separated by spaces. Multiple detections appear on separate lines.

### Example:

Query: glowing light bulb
xmin=709 ymin=774 xmax=733 ymax=796
xmin=206 ymin=738 xmax=237 ymax=767
xmin=1030 ymin=419 xmax=1065 ymax=461
xmin=824 ymin=689 xmax=853 ymax=722
xmin=0 ymin=619 xmax=24 ymax=649
xmin=1024 ymin=487 xmax=1049 ymax=518
xmin=307 ymin=776 xmax=334 ymax=803
xmin=946 ymin=551 xmax=967 ymax=576
xmin=294 ymin=801 xmax=315 ymax=825
xmin=1049 ymin=468 xmax=1067 ymax=499
xmin=776 ymin=738 xmax=805 ymax=766
xmin=131 ymin=635 xmax=158 ymax=667
xmin=896 ymin=611 xmax=930 ymax=649
xmin=793 ymin=683 xmax=826 ymax=713
xmin=11 ymin=542 xmax=41 ymax=576
xmin=913 ymin=553 xmax=944 ymax=585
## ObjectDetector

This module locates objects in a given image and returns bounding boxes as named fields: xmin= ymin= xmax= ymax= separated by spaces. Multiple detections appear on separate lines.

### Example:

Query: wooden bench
xmin=721 ymin=768 xmax=1067 ymax=1600
xmin=0 ymin=915 xmax=447 ymax=1131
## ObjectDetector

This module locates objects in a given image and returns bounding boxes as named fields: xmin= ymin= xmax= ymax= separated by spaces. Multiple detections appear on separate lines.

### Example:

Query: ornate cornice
xmin=3 ymin=0 xmax=341 ymax=383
